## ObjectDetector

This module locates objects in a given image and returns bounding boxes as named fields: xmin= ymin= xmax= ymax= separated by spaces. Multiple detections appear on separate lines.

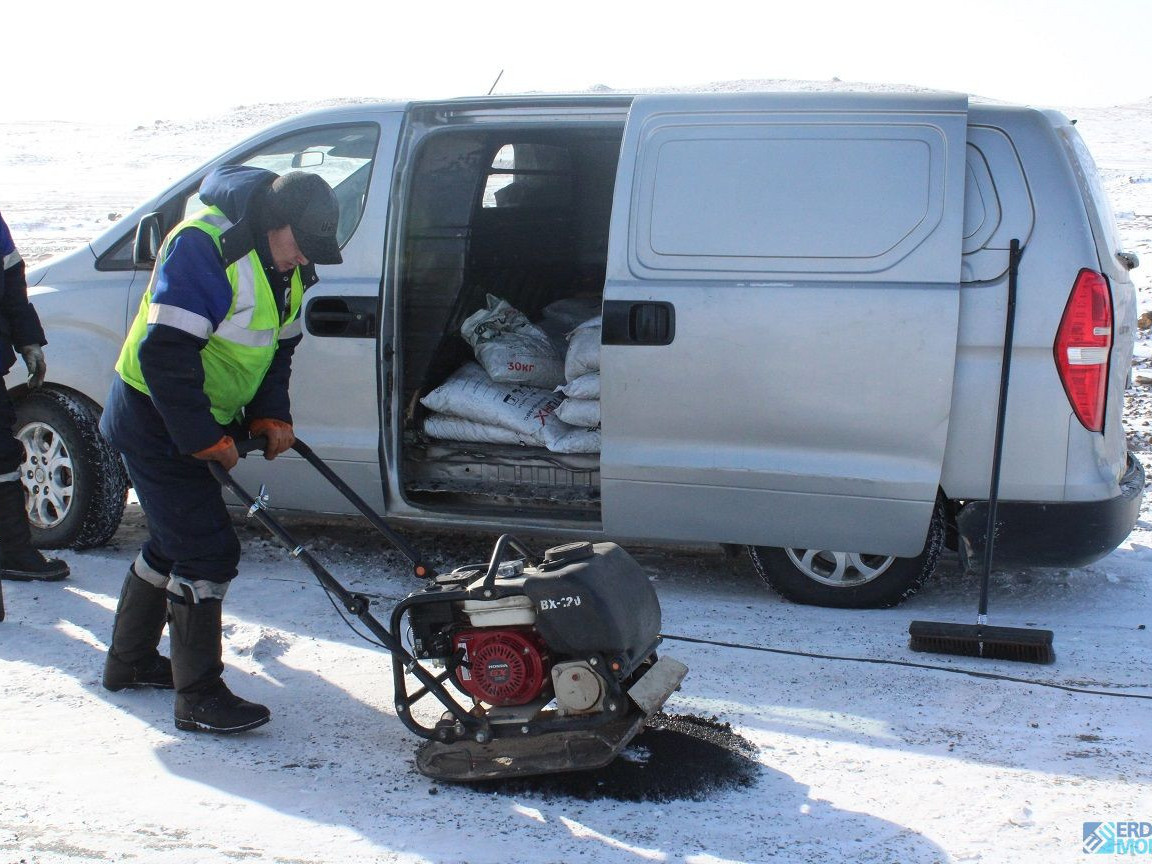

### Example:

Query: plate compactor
xmin=211 ymin=438 xmax=688 ymax=782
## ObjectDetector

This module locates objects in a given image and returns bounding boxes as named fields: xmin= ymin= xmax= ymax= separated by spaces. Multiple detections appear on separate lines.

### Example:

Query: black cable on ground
xmin=286 ymin=572 xmax=1150 ymax=703
xmin=660 ymin=632 xmax=1152 ymax=701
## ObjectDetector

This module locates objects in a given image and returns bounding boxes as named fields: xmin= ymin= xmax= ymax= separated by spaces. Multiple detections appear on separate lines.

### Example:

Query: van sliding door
xmin=600 ymin=93 xmax=968 ymax=555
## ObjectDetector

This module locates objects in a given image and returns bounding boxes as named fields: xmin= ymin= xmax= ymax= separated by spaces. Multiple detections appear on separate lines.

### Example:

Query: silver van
xmin=12 ymin=91 xmax=1143 ymax=608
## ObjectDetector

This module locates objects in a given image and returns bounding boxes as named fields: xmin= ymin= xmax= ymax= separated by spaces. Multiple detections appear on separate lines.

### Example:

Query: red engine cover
xmin=453 ymin=628 xmax=550 ymax=706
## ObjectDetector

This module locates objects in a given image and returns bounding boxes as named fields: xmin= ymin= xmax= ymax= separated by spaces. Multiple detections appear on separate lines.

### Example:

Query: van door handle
xmin=304 ymin=297 xmax=377 ymax=338
xmin=602 ymin=300 xmax=675 ymax=346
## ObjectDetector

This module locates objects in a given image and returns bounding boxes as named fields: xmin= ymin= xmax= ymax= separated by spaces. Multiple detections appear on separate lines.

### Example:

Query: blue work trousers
xmin=122 ymin=449 xmax=241 ymax=585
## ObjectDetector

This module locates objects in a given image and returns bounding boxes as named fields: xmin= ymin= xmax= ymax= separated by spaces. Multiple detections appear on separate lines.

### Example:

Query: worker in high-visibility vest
xmin=100 ymin=166 xmax=342 ymax=734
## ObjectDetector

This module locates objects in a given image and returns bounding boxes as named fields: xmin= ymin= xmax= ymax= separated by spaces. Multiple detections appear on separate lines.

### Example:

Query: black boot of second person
xmin=102 ymin=568 xmax=173 ymax=691
xmin=169 ymin=596 xmax=270 ymax=734
xmin=0 ymin=481 xmax=69 ymax=581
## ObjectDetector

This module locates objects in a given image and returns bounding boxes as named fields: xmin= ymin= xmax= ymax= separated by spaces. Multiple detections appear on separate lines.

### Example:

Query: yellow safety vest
xmin=116 ymin=208 xmax=303 ymax=426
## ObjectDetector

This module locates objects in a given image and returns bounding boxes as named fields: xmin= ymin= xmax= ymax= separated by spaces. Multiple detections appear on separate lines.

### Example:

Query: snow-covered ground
xmin=1 ymin=84 xmax=1150 ymax=864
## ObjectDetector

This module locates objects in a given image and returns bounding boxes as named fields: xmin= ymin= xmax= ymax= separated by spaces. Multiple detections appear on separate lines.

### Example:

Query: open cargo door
xmin=600 ymin=92 xmax=969 ymax=555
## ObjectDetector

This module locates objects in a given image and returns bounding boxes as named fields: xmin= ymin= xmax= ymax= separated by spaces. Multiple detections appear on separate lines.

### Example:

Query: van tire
xmin=747 ymin=497 xmax=946 ymax=609
xmin=13 ymin=388 xmax=128 ymax=549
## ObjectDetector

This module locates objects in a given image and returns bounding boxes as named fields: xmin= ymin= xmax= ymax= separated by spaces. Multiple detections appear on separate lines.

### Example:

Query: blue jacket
xmin=100 ymin=166 xmax=317 ymax=458
xmin=0 ymin=211 xmax=47 ymax=376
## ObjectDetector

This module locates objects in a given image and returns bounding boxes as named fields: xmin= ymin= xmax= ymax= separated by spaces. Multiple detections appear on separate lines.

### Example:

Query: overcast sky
xmin=8 ymin=0 xmax=1150 ymax=122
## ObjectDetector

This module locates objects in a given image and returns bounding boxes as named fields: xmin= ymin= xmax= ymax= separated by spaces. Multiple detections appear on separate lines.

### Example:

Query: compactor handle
xmin=213 ymin=434 xmax=435 ymax=580
xmin=236 ymin=435 xmax=269 ymax=457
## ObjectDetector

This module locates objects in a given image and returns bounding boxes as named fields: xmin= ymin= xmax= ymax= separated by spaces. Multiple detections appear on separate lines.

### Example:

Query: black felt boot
xmin=0 ymin=482 xmax=68 ymax=581
xmin=169 ymin=596 xmax=270 ymax=734
xmin=102 ymin=568 xmax=173 ymax=691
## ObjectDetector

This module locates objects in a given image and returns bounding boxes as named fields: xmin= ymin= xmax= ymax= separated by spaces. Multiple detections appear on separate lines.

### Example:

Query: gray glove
xmin=19 ymin=344 xmax=46 ymax=389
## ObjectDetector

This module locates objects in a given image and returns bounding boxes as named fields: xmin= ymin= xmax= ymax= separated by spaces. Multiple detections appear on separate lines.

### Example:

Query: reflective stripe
xmin=156 ymin=212 xmax=231 ymax=261
xmin=215 ymin=318 xmax=276 ymax=347
xmin=0 ymin=470 xmax=20 ymax=483
xmin=199 ymin=213 xmax=232 ymax=231
xmin=3 ymin=250 xmax=22 ymax=270
xmin=229 ymin=258 xmax=258 ymax=328
xmin=278 ymin=318 xmax=302 ymax=341
xmin=132 ymin=553 xmax=169 ymax=588
xmin=148 ymin=303 xmax=213 ymax=339
xmin=166 ymin=575 xmax=230 ymax=603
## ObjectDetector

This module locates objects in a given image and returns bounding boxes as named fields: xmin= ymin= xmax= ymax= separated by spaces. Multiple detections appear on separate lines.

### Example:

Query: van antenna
xmin=487 ymin=70 xmax=504 ymax=96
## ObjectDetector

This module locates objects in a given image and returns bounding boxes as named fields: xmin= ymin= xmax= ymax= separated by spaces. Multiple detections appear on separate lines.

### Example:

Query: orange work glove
xmin=248 ymin=418 xmax=295 ymax=460
xmin=192 ymin=435 xmax=239 ymax=471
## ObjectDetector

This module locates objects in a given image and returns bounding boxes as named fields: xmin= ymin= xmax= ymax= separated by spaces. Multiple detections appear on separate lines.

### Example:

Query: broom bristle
xmin=908 ymin=633 xmax=983 ymax=658
xmin=908 ymin=621 xmax=1055 ymax=665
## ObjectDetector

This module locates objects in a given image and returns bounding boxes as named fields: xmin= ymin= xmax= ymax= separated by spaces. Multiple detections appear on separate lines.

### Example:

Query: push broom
xmin=909 ymin=240 xmax=1055 ymax=664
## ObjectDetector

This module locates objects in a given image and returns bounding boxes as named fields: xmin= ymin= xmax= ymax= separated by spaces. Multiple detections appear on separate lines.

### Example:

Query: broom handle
xmin=978 ymin=239 xmax=1023 ymax=621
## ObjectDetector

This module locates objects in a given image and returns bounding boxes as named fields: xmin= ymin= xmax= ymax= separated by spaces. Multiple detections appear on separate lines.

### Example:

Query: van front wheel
xmin=747 ymin=500 xmax=945 ymax=609
xmin=14 ymin=388 xmax=129 ymax=549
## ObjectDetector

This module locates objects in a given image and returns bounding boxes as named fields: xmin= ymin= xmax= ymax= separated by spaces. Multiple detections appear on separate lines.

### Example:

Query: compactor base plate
xmin=415 ymin=712 xmax=647 ymax=782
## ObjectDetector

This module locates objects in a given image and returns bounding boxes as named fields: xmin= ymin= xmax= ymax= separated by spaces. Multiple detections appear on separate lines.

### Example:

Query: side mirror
xmin=133 ymin=213 xmax=163 ymax=267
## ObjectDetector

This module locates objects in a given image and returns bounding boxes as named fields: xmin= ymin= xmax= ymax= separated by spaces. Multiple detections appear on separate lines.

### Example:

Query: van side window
xmin=99 ymin=124 xmax=380 ymax=273
xmin=96 ymin=234 xmax=136 ymax=270
xmin=481 ymin=143 xmax=573 ymax=209
xmin=629 ymin=120 xmax=960 ymax=281
xmin=184 ymin=123 xmax=380 ymax=246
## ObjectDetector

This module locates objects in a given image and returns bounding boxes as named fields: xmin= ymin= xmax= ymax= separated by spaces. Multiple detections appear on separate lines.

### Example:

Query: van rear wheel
xmin=747 ymin=498 xmax=946 ymax=608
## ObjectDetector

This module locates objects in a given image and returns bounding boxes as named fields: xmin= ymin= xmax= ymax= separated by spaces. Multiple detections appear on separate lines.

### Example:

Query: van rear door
xmin=600 ymin=93 xmax=969 ymax=555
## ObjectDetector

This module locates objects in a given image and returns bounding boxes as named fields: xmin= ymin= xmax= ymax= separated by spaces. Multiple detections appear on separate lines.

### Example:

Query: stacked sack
xmin=458 ymin=294 xmax=565 ymax=390
xmin=553 ymin=315 xmax=601 ymax=440
xmin=419 ymin=296 xmax=600 ymax=454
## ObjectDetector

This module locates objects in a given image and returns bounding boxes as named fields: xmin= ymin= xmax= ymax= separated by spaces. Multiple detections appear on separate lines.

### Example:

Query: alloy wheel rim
xmin=783 ymin=548 xmax=896 ymax=587
xmin=16 ymin=420 xmax=74 ymax=529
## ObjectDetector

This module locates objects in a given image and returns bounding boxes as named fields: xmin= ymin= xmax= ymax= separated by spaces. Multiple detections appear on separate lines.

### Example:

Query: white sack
xmin=460 ymin=294 xmax=565 ymax=389
xmin=545 ymin=426 xmax=601 ymax=454
xmin=559 ymin=371 xmax=600 ymax=400
xmin=564 ymin=315 xmax=602 ymax=382
xmin=423 ymin=414 xmax=534 ymax=446
xmin=420 ymin=363 xmax=568 ymax=445
xmin=554 ymin=397 xmax=601 ymax=429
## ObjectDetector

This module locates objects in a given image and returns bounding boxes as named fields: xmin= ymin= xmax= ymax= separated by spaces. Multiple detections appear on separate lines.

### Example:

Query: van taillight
xmin=1053 ymin=269 xmax=1112 ymax=432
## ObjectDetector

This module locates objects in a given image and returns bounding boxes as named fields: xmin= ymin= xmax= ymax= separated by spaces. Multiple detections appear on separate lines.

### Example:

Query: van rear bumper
xmin=955 ymin=451 xmax=1145 ymax=568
